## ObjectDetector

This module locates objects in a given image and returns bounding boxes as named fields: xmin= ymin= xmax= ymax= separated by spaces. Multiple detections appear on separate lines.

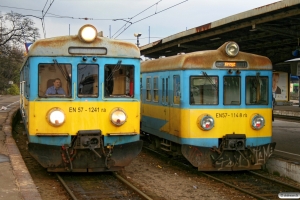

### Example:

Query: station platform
xmin=0 ymin=95 xmax=42 ymax=200
xmin=273 ymin=100 xmax=300 ymax=117
xmin=0 ymin=95 xmax=299 ymax=199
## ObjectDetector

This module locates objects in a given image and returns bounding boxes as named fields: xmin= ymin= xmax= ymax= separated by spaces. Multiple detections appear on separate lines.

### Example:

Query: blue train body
xmin=20 ymin=24 xmax=143 ymax=172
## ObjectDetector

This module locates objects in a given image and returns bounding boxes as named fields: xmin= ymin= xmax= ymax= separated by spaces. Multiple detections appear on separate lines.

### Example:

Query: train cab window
xmin=153 ymin=77 xmax=159 ymax=102
xmin=224 ymin=76 xmax=240 ymax=105
xmin=104 ymin=63 xmax=134 ymax=98
xmin=78 ymin=64 xmax=99 ymax=97
xmin=146 ymin=77 xmax=151 ymax=101
xmin=246 ymin=76 xmax=268 ymax=105
xmin=173 ymin=75 xmax=180 ymax=105
xmin=38 ymin=63 xmax=72 ymax=98
xmin=190 ymin=76 xmax=218 ymax=105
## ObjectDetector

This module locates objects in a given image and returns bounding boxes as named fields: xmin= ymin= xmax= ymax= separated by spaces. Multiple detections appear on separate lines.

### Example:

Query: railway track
xmin=13 ymin=117 xmax=153 ymax=200
xmin=204 ymin=171 xmax=300 ymax=200
xmin=56 ymin=172 xmax=153 ymax=200
xmin=142 ymin=144 xmax=300 ymax=200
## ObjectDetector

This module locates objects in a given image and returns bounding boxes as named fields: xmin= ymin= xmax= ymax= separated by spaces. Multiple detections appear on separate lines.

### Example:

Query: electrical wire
xmin=113 ymin=0 xmax=188 ymax=39
xmin=41 ymin=0 xmax=55 ymax=38
xmin=1 ymin=0 xmax=188 ymax=39
xmin=0 ymin=5 xmax=40 ymax=12
xmin=111 ymin=0 xmax=162 ymax=38
xmin=0 ymin=5 xmax=131 ymax=21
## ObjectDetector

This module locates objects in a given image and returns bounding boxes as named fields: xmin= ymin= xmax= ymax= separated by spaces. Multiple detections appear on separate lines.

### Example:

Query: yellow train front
xmin=141 ymin=42 xmax=276 ymax=171
xmin=19 ymin=24 xmax=142 ymax=172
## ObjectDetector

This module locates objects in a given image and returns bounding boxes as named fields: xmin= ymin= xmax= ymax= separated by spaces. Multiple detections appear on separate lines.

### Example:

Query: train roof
xmin=141 ymin=42 xmax=272 ymax=72
xmin=27 ymin=35 xmax=140 ymax=58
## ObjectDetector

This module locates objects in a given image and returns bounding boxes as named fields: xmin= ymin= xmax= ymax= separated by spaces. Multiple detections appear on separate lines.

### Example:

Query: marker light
xmin=47 ymin=108 xmax=65 ymax=126
xmin=251 ymin=114 xmax=265 ymax=130
xmin=199 ymin=115 xmax=215 ymax=131
xmin=78 ymin=24 xmax=97 ymax=43
xmin=110 ymin=108 xmax=127 ymax=126
xmin=225 ymin=42 xmax=239 ymax=57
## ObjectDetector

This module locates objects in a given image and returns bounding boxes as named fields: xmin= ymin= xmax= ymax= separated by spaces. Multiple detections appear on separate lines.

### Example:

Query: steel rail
xmin=113 ymin=172 xmax=153 ymax=200
xmin=201 ymin=172 xmax=269 ymax=200
xmin=56 ymin=173 xmax=78 ymax=200
xmin=249 ymin=171 xmax=300 ymax=191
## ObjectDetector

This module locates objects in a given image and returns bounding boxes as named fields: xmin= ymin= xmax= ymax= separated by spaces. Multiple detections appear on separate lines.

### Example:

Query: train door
xmin=160 ymin=73 xmax=170 ymax=133
xmin=169 ymin=74 xmax=181 ymax=136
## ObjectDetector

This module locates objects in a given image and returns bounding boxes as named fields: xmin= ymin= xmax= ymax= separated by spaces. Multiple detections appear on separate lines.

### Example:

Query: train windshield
xmin=77 ymin=64 xmax=99 ymax=97
xmin=190 ymin=76 xmax=218 ymax=105
xmin=246 ymin=76 xmax=268 ymax=105
xmin=104 ymin=63 xmax=135 ymax=98
xmin=38 ymin=63 xmax=72 ymax=98
xmin=224 ymin=76 xmax=241 ymax=105
xmin=78 ymin=64 xmax=99 ymax=97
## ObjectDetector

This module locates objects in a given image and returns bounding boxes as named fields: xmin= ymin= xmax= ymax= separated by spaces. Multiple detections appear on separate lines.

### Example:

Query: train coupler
xmin=74 ymin=130 xmax=102 ymax=149
xmin=222 ymin=134 xmax=246 ymax=150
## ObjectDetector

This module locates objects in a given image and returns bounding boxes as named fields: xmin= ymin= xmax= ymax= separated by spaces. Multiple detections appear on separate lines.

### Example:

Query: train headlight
xmin=47 ymin=108 xmax=65 ymax=126
xmin=110 ymin=108 xmax=127 ymax=126
xmin=78 ymin=24 xmax=97 ymax=43
xmin=225 ymin=42 xmax=239 ymax=57
xmin=251 ymin=114 xmax=265 ymax=130
xmin=198 ymin=114 xmax=215 ymax=131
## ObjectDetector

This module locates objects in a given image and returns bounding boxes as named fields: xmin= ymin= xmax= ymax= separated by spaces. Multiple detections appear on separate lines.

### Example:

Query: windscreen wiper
xmin=202 ymin=71 xmax=218 ymax=91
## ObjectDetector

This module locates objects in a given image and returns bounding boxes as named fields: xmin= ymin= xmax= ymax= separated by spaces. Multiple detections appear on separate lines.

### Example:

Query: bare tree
xmin=0 ymin=12 xmax=40 ymax=49
xmin=0 ymin=12 xmax=40 ymax=94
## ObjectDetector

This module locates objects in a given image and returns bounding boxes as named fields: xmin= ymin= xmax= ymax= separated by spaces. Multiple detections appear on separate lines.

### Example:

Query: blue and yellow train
xmin=19 ymin=24 xmax=142 ymax=172
xmin=140 ymin=41 xmax=276 ymax=171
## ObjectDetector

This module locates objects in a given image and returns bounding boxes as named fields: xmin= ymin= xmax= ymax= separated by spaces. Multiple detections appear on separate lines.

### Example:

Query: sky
xmin=0 ymin=0 xmax=281 ymax=48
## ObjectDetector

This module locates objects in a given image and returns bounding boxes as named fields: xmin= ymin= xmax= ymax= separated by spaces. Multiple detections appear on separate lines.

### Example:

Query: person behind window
xmin=46 ymin=78 xmax=66 ymax=95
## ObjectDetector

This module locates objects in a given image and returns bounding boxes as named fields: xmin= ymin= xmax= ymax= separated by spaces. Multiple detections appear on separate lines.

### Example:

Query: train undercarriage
xmin=28 ymin=130 xmax=143 ymax=172
xmin=143 ymin=133 xmax=276 ymax=171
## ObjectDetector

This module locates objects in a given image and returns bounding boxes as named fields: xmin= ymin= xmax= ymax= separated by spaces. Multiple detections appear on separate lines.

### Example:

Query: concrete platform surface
xmin=0 ymin=95 xmax=42 ymax=200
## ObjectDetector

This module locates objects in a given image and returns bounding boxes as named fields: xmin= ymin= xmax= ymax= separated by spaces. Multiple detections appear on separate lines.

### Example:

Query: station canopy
xmin=140 ymin=0 xmax=300 ymax=65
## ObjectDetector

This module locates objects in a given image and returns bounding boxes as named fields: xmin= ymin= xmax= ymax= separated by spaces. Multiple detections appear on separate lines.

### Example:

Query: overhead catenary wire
xmin=111 ymin=0 xmax=162 ymax=38
xmin=0 ymin=4 xmax=136 ymax=22
xmin=0 ymin=0 xmax=188 ymax=39
xmin=113 ymin=0 xmax=188 ymax=39
xmin=41 ymin=0 xmax=55 ymax=38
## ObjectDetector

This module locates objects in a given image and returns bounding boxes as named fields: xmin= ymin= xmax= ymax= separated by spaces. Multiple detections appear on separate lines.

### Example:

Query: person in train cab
xmin=46 ymin=78 xmax=66 ymax=95
xmin=272 ymin=73 xmax=281 ymax=94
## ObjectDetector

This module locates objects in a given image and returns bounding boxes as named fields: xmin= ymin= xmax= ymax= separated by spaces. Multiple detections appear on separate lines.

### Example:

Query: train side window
xmin=173 ymin=75 xmax=180 ymax=105
xmin=224 ymin=76 xmax=240 ymax=105
xmin=78 ymin=64 xmax=99 ymax=97
xmin=24 ymin=62 xmax=30 ymax=98
xmin=153 ymin=77 xmax=158 ymax=102
xmin=104 ymin=64 xmax=134 ymax=98
xmin=190 ymin=76 xmax=218 ymax=105
xmin=246 ymin=76 xmax=268 ymax=105
xmin=146 ymin=77 xmax=151 ymax=101
xmin=166 ymin=78 xmax=169 ymax=103
xmin=140 ymin=77 xmax=142 ymax=101
xmin=38 ymin=63 xmax=72 ymax=98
